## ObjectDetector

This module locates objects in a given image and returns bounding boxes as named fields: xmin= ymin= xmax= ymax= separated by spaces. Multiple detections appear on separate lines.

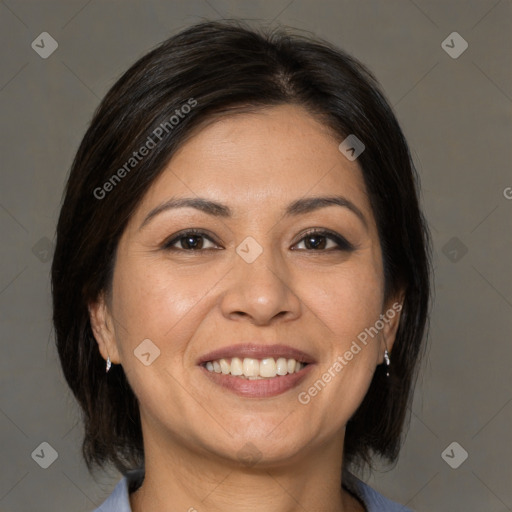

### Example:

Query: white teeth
xmin=230 ymin=357 xmax=243 ymax=376
xmin=243 ymin=357 xmax=259 ymax=377
xmin=219 ymin=358 xmax=230 ymax=374
xmin=204 ymin=356 xmax=306 ymax=378
xmin=259 ymin=358 xmax=277 ymax=378
xmin=276 ymin=357 xmax=288 ymax=375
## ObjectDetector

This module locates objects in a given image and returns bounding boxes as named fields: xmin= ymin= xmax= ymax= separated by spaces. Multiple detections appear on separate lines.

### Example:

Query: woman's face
xmin=91 ymin=104 xmax=402 ymax=466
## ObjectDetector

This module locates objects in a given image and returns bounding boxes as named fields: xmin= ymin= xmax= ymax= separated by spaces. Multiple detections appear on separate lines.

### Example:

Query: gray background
xmin=1 ymin=0 xmax=511 ymax=511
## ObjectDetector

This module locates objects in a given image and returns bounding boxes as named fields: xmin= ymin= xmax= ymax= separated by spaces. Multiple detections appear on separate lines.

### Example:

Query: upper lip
xmin=197 ymin=344 xmax=316 ymax=365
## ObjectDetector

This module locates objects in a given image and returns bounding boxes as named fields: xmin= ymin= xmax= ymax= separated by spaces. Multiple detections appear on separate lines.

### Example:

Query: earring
xmin=384 ymin=349 xmax=390 ymax=377
xmin=106 ymin=356 xmax=111 ymax=373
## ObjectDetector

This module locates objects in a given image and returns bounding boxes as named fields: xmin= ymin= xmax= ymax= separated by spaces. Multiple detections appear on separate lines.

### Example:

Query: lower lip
xmin=199 ymin=364 xmax=314 ymax=398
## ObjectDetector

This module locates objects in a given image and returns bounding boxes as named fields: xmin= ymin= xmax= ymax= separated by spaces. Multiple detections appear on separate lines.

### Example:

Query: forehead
xmin=131 ymin=104 xmax=373 ymax=225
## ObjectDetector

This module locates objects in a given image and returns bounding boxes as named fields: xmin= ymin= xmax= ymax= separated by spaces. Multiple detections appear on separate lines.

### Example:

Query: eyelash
xmin=162 ymin=228 xmax=354 ymax=253
xmin=294 ymin=228 xmax=354 ymax=252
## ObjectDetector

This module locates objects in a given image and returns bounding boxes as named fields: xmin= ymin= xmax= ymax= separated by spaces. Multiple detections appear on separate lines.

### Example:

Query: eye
xmin=162 ymin=229 xmax=221 ymax=251
xmin=292 ymin=229 xmax=354 ymax=251
xmin=162 ymin=228 xmax=354 ymax=252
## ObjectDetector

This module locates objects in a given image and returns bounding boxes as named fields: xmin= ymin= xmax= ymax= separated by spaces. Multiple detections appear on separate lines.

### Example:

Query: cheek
xmin=294 ymin=266 xmax=383 ymax=427
xmin=304 ymin=261 xmax=384 ymax=342
xmin=111 ymin=255 xmax=222 ymax=351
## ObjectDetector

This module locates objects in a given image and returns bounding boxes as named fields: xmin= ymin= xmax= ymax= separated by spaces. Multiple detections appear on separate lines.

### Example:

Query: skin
xmin=89 ymin=104 xmax=403 ymax=512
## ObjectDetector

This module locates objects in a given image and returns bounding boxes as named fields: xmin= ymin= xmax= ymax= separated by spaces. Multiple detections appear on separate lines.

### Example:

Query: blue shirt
xmin=92 ymin=469 xmax=412 ymax=511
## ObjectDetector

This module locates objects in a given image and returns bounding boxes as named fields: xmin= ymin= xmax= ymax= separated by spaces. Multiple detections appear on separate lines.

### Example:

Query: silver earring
xmin=106 ymin=356 xmax=111 ymax=373
xmin=384 ymin=349 xmax=390 ymax=377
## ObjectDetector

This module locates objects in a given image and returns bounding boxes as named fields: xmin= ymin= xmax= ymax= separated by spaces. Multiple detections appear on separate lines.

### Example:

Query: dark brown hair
xmin=51 ymin=19 xmax=432 ymax=478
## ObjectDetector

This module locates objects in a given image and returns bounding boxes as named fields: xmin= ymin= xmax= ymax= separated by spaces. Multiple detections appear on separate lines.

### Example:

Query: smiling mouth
xmin=197 ymin=343 xmax=315 ymax=397
xmin=202 ymin=356 xmax=308 ymax=379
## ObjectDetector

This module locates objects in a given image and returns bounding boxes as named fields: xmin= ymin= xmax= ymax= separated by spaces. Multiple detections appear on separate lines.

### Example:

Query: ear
xmin=88 ymin=292 xmax=120 ymax=365
xmin=378 ymin=290 xmax=405 ymax=362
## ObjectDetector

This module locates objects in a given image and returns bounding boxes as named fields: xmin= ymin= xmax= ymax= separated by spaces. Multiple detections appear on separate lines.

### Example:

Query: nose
xmin=219 ymin=243 xmax=302 ymax=326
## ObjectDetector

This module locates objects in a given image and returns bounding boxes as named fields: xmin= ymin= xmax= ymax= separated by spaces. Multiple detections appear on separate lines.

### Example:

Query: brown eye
xmin=293 ymin=230 xmax=354 ymax=251
xmin=163 ymin=230 xmax=220 ymax=251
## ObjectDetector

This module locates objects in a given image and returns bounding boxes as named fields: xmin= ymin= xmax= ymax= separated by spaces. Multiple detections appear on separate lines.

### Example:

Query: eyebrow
xmin=139 ymin=195 xmax=368 ymax=231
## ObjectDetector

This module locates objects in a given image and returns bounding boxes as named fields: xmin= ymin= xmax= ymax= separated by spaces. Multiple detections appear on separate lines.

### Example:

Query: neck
xmin=129 ymin=427 xmax=364 ymax=512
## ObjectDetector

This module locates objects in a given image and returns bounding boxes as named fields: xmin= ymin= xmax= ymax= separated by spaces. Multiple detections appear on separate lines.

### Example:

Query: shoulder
xmin=91 ymin=468 xmax=144 ymax=512
xmin=343 ymin=472 xmax=413 ymax=512
xmin=91 ymin=476 xmax=132 ymax=512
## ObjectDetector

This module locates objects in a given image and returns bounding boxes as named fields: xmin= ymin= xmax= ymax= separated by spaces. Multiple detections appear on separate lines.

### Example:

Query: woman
xmin=52 ymin=19 xmax=431 ymax=512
